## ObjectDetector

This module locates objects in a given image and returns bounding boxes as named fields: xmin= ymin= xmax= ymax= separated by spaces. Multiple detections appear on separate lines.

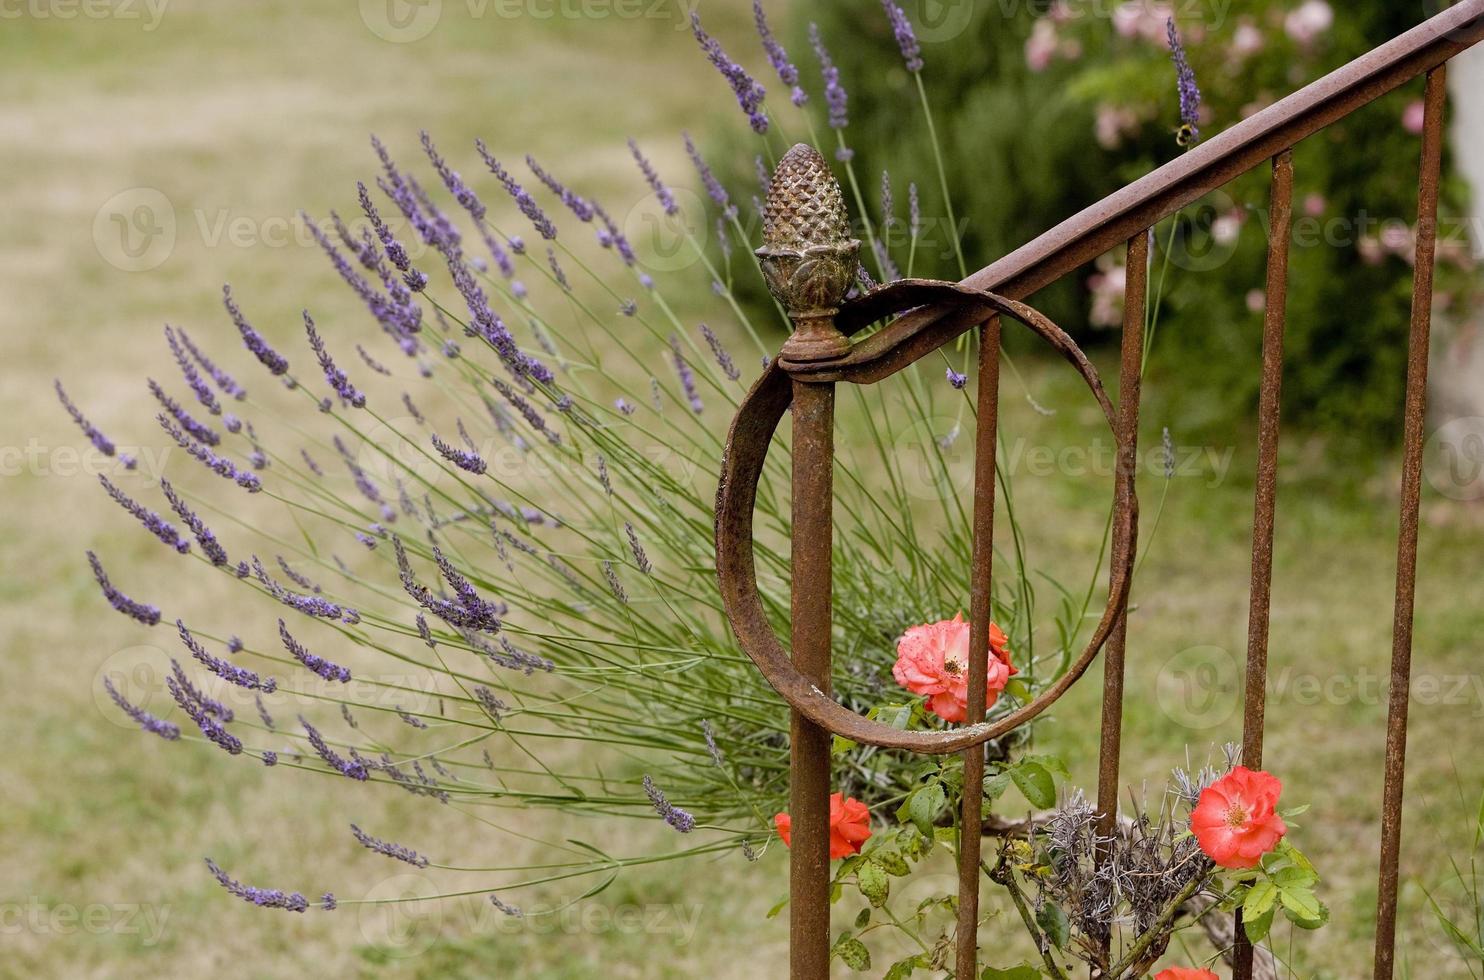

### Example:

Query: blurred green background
xmin=3 ymin=0 xmax=1484 ymax=976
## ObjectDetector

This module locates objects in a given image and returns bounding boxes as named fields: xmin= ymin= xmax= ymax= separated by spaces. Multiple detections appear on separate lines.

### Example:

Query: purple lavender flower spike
xmin=303 ymin=311 xmax=366 ymax=408
xmin=262 ymin=751 xmax=278 ymax=767
xmin=947 ymin=367 xmax=968 ymax=389
xmin=351 ymin=824 xmax=430 ymax=868
xmin=690 ymin=12 xmax=768 ymax=134
xmin=304 ymin=212 xmax=422 ymax=347
xmin=1167 ymin=18 xmax=1202 ymax=146
xmin=753 ymin=0 xmax=806 ymax=106
xmin=357 ymin=181 xmax=424 ymax=291
xmin=881 ymin=0 xmax=924 ymax=73
xmin=421 ymin=130 xmax=486 ymax=221
xmin=168 ymin=670 xmax=241 ymax=755
xmin=165 ymin=325 xmax=223 ymax=416
xmin=204 ymin=859 xmax=307 ymax=912
xmin=160 ymin=478 xmax=229 ymax=566
xmin=474 ymin=686 xmax=505 ymax=720
xmin=491 ymin=379 xmax=560 ymax=446
xmin=546 ymin=247 xmax=570 ymax=291
xmin=526 ymin=155 xmax=595 ymax=222
xmin=252 ymin=556 xmax=347 ymax=621
xmin=432 ymin=433 xmax=486 ymax=475
xmin=809 ymin=24 xmax=850 ymax=140
xmin=627 ymin=139 xmax=677 ymax=217
xmin=98 ymin=475 xmax=190 ymax=554
xmin=170 ymin=659 xmax=234 ymax=722
xmin=227 ymin=635 xmax=244 ymax=654
xmin=55 ymin=379 xmax=129 ymax=463
xmin=174 ymin=325 xmax=247 ymax=400
xmin=177 ymin=619 xmax=277 ymax=692
xmin=300 ymin=717 xmax=368 ymax=780
xmin=698 ymin=324 xmax=740 ymax=381
xmin=873 ymin=238 xmax=901 ymax=282
xmin=300 ymin=449 xmax=324 ymax=477
xmin=223 ymin=285 xmax=289 ymax=376
xmin=614 ymin=397 xmax=635 ymax=416
xmin=589 ymin=201 xmax=636 ymax=266
xmin=157 ymin=414 xmax=262 ymax=492
xmin=149 ymin=379 xmax=220 ymax=446
xmin=490 ymin=895 xmax=523 ymax=918
xmin=275 ymin=556 xmax=322 ymax=594
xmin=355 ymin=344 xmax=392 ymax=376
xmin=331 ymin=435 xmax=392 ymax=519
xmin=475 ymin=140 xmax=557 ymax=240
xmin=682 ymin=132 xmax=737 ymax=220
xmin=87 ymin=551 xmax=161 ymax=625
xmin=102 ymin=675 xmax=179 ymax=740
xmin=278 ymin=620 xmax=352 ymax=684
xmin=392 ymin=537 xmax=505 ymax=633
xmin=625 ymin=522 xmax=653 ymax=574
xmin=668 ymin=335 xmax=703 ymax=413
xmin=396 ymin=707 xmax=427 ymax=730
xmin=642 ymin=775 xmax=695 ymax=833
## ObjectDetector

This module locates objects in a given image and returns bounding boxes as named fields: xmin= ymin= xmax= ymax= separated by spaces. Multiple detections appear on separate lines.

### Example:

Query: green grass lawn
xmin=3 ymin=2 xmax=1482 ymax=977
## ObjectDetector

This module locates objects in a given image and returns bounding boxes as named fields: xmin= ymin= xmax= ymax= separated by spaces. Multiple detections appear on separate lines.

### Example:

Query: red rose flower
xmin=1190 ymin=766 xmax=1287 ymax=869
xmin=892 ymin=613 xmax=1017 ymax=723
xmin=1155 ymin=969 xmax=1219 ymax=980
xmin=774 ymin=792 xmax=872 ymax=859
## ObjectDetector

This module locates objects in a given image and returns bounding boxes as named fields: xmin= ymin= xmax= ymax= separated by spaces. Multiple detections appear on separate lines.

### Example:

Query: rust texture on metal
xmin=711 ymin=5 xmax=1481 ymax=974
xmin=956 ymin=315 xmax=1002 ymax=979
xmin=1233 ymin=149 xmax=1295 ymax=980
xmin=717 ymin=280 xmax=1136 ymax=755
xmin=786 ymin=0 xmax=1484 ymax=386
xmin=1092 ymin=230 xmax=1149 ymax=972
xmin=1373 ymin=64 xmax=1447 ymax=980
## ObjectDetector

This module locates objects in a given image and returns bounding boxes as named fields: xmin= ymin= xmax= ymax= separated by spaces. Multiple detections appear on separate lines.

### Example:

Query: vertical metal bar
xmin=1093 ymin=230 xmax=1149 ymax=972
xmin=790 ymin=379 xmax=835 ymax=980
xmin=956 ymin=315 xmax=1002 ymax=979
xmin=1374 ymin=64 xmax=1447 ymax=980
xmin=1233 ymin=148 xmax=1295 ymax=980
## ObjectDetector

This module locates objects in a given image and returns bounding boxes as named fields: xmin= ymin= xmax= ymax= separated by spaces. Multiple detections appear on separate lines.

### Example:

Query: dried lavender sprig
xmin=177 ymin=619 xmax=278 ymax=693
xmin=489 ymin=895 xmax=524 ymax=917
xmin=300 ymin=717 xmax=368 ymax=780
xmin=475 ymin=140 xmax=557 ymax=240
xmin=432 ymin=433 xmax=486 ymax=475
xmin=909 ymin=182 xmax=921 ymax=238
xmin=669 ymin=335 xmax=703 ymax=414
xmin=474 ymin=685 xmax=505 ymax=720
xmin=98 ymin=475 xmax=190 ymax=554
xmin=809 ymin=24 xmax=848 ymax=132
xmin=526 ymin=155 xmax=594 ymax=222
xmin=55 ymin=379 xmax=130 ymax=462
xmin=168 ymin=672 xmax=241 ymax=754
xmin=690 ymin=12 xmax=768 ymax=134
xmin=546 ymin=247 xmax=570 ymax=291
xmin=491 ymin=378 xmax=560 ymax=446
xmin=627 ymin=139 xmax=677 ymax=217
xmin=698 ymin=323 xmax=740 ymax=381
xmin=642 ymin=774 xmax=695 ymax=833
xmin=278 ymin=620 xmax=352 ymax=684
xmin=1166 ymin=18 xmax=1202 ymax=145
xmin=175 ymin=325 xmax=247 ymax=400
xmin=601 ymin=560 xmax=628 ymax=604
xmin=701 ymin=720 xmax=724 ymax=767
xmin=351 ymin=824 xmax=429 ymax=868
xmin=165 ymin=325 xmax=222 ymax=416
xmin=397 ymin=707 xmax=428 ymax=730
xmin=624 ymin=522 xmax=653 ymax=574
xmin=204 ymin=859 xmax=307 ymax=913
xmin=1162 ymin=427 xmax=1175 ymax=480
xmin=753 ymin=0 xmax=806 ymax=105
xmin=880 ymin=0 xmax=924 ymax=73
xmin=103 ymin=675 xmax=179 ymax=740
xmin=170 ymin=658 xmax=234 ymax=722
xmin=87 ymin=551 xmax=162 ymax=626
xmin=148 ymin=378 xmax=221 ymax=446
xmin=223 ymin=285 xmax=290 ymax=376
xmin=880 ymin=170 xmax=895 ymax=229
xmin=160 ymin=478 xmax=230 ymax=566
xmin=303 ymin=311 xmax=366 ymax=408
xmin=681 ymin=133 xmax=737 ymax=220
xmin=157 ymin=414 xmax=262 ymax=492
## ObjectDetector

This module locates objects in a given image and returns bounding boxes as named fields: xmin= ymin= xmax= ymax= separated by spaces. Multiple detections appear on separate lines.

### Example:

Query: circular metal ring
xmin=715 ymin=280 xmax=1137 ymax=754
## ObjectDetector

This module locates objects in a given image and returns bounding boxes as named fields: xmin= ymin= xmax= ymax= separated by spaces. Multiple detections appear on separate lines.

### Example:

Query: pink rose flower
xmin=893 ymin=614 xmax=1017 ymax=723
xmin=1403 ymin=99 xmax=1426 ymax=135
xmin=1285 ymin=0 xmax=1333 ymax=47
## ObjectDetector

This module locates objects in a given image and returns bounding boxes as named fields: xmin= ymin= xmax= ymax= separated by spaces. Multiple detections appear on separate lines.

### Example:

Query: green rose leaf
xmin=1036 ymin=901 xmax=1070 ymax=949
xmin=1010 ymin=761 xmax=1057 ymax=810
xmin=833 ymin=935 xmax=871 ymax=971
xmin=858 ymin=860 xmax=890 ymax=908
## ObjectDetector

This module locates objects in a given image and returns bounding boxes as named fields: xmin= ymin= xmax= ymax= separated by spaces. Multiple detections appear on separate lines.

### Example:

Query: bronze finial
xmin=756 ymin=144 xmax=861 ymax=365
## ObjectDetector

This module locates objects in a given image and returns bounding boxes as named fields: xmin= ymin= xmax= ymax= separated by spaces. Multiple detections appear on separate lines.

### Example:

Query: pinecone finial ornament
xmin=757 ymin=144 xmax=861 ymax=364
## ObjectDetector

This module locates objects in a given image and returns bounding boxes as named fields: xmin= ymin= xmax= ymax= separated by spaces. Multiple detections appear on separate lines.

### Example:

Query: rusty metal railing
xmin=714 ymin=3 xmax=1484 ymax=977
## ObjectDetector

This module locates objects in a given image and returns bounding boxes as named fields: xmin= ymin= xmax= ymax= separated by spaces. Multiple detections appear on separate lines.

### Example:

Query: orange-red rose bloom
xmin=774 ymin=792 xmax=872 ymax=859
xmin=892 ymin=613 xmax=1017 ymax=722
xmin=1154 ymin=969 xmax=1219 ymax=980
xmin=1190 ymin=766 xmax=1287 ymax=869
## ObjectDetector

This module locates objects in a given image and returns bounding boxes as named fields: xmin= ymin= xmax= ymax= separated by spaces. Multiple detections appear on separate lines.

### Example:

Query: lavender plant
xmin=69 ymin=4 xmax=1287 ymax=974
